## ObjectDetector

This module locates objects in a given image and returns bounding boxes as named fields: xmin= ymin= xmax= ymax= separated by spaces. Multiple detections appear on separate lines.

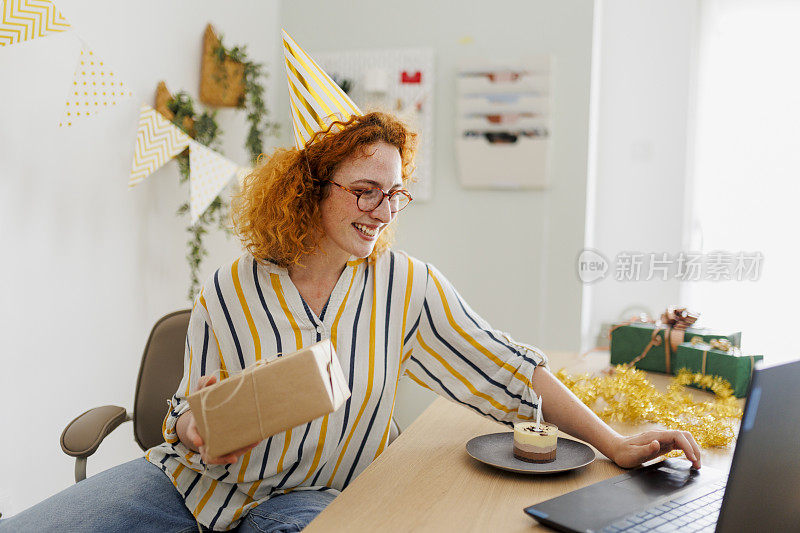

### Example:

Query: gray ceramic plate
xmin=466 ymin=432 xmax=596 ymax=474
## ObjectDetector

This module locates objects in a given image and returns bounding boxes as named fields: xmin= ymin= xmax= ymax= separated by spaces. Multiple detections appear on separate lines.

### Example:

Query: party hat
xmin=282 ymin=29 xmax=362 ymax=149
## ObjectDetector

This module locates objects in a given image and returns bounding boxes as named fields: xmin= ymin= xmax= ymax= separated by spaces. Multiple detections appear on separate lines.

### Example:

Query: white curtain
xmin=686 ymin=0 xmax=800 ymax=362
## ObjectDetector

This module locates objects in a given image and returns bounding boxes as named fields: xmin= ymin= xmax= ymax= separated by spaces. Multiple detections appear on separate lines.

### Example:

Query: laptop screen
xmin=716 ymin=359 xmax=800 ymax=531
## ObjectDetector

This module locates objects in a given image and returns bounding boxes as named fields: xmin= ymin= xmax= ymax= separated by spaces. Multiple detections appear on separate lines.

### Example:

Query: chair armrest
xmin=60 ymin=405 xmax=130 ymax=458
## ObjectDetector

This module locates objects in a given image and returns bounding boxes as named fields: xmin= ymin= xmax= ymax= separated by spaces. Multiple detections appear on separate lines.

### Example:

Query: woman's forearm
xmin=176 ymin=411 xmax=200 ymax=453
xmin=529 ymin=365 xmax=622 ymax=461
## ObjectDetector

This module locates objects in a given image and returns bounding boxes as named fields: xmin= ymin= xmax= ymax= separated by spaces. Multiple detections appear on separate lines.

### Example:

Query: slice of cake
xmin=513 ymin=421 xmax=558 ymax=463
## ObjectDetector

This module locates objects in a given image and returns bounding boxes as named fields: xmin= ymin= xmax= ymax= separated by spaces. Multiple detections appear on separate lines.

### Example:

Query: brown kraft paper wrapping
xmin=186 ymin=339 xmax=350 ymax=458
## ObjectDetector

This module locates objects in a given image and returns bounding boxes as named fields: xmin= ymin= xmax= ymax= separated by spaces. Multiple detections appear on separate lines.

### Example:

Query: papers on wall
xmin=456 ymin=57 xmax=552 ymax=189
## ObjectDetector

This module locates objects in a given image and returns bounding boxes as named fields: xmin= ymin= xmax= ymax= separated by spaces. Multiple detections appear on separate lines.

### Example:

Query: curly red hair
xmin=231 ymin=111 xmax=418 ymax=267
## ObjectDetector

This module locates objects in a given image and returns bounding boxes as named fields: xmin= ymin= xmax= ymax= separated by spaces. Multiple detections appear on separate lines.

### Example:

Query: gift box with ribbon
xmin=674 ymin=337 xmax=763 ymax=398
xmin=609 ymin=307 xmax=742 ymax=375
xmin=186 ymin=339 xmax=350 ymax=458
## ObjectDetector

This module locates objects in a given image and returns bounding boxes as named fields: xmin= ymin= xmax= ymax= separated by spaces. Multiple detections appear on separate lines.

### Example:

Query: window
xmin=686 ymin=0 xmax=800 ymax=363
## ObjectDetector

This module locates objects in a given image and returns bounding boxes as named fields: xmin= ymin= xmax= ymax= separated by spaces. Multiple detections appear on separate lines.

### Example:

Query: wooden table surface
xmin=304 ymin=351 xmax=740 ymax=532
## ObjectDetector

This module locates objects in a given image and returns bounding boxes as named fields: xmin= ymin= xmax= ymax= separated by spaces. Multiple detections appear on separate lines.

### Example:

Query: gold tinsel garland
xmin=556 ymin=365 xmax=743 ymax=449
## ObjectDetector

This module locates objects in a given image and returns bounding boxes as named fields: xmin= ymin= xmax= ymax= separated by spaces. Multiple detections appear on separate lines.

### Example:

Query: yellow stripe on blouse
xmin=232 ymin=258 xmax=261 ymax=362
xmin=270 ymin=272 xmax=302 ymax=473
xmin=405 ymin=370 xmax=434 ymax=392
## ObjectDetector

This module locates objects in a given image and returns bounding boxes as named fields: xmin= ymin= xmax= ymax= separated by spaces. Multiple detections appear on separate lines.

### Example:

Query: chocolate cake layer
xmin=513 ymin=445 xmax=557 ymax=463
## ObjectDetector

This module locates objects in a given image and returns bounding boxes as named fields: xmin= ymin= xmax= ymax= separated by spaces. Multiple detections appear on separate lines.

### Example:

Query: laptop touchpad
xmin=614 ymin=462 xmax=701 ymax=496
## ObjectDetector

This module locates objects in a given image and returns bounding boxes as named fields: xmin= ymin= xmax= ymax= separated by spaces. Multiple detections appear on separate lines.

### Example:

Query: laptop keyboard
xmin=600 ymin=480 xmax=727 ymax=533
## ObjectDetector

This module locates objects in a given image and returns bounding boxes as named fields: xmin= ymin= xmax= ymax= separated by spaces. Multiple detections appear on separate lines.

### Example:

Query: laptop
xmin=524 ymin=359 xmax=800 ymax=532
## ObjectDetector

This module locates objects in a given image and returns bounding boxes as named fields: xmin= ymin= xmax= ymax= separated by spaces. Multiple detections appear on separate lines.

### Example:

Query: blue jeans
xmin=0 ymin=457 xmax=336 ymax=532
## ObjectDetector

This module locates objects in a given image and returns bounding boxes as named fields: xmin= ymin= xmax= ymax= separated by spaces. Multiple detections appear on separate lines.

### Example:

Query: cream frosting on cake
xmin=513 ymin=421 xmax=558 ymax=463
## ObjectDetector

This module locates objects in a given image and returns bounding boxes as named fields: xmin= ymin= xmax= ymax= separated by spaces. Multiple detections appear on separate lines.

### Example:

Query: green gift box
xmin=674 ymin=342 xmax=763 ymax=398
xmin=609 ymin=322 xmax=742 ymax=375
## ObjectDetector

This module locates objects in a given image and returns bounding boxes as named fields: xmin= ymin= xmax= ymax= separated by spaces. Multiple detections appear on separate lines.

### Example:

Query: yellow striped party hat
xmin=282 ymin=29 xmax=362 ymax=149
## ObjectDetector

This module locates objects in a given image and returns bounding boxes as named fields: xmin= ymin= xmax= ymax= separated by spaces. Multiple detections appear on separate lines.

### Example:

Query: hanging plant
xmin=200 ymin=23 xmax=279 ymax=165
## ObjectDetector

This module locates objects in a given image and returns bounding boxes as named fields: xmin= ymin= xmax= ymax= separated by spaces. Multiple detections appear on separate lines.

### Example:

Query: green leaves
xmin=167 ymin=32 xmax=278 ymax=301
xmin=213 ymin=34 xmax=279 ymax=164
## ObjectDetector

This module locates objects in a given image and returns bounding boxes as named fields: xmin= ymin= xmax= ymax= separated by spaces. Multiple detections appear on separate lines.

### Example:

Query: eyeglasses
xmin=327 ymin=181 xmax=413 ymax=213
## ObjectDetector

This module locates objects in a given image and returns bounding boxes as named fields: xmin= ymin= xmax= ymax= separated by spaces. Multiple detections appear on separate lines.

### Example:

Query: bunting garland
xmin=3 ymin=3 xmax=253 ymax=222
xmin=188 ymin=140 xmax=238 ymax=224
xmin=0 ymin=0 xmax=70 ymax=47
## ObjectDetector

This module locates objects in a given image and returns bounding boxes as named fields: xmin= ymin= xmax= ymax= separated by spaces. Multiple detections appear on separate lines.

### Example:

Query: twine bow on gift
xmin=661 ymin=306 xmax=700 ymax=330
xmin=689 ymin=336 xmax=754 ymax=378
xmin=199 ymin=356 xmax=278 ymax=441
xmin=624 ymin=306 xmax=700 ymax=373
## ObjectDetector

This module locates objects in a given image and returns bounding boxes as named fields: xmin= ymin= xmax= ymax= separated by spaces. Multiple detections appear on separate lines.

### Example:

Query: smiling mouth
xmin=353 ymin=223 xmax=379 ymax=238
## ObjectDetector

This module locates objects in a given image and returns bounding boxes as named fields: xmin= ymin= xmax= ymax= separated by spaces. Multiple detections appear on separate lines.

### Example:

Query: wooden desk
xmin=305 ymin=352 xmax=739 ymax=532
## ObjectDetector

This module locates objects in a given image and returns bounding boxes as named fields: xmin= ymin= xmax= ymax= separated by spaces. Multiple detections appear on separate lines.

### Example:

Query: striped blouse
xmin=145 ymin=249 xmax=548 ymax=531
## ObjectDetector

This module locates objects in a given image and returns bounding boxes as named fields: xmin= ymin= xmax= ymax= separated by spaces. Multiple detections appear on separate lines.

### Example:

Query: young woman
xmin=0 ymin=112 xmax=700 ymax=533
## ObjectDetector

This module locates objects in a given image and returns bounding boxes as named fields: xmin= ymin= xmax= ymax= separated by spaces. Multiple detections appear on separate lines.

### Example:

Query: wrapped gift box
xmin=674 ymin=342 xmax=763 ymax=398
xmin=610 ymin=321 xmax=742 ymax=375
xmin=187 ymin=339 xmax=350 ymax=458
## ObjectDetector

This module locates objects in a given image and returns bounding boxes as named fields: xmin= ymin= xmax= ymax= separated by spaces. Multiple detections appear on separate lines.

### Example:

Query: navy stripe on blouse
xmin=421 ymin=301 xmax=534 ymax=410
xmin=407 ymin=354 xmax=511 ymax=427
xmin=214 ymin=269 xmax=245 ymax=369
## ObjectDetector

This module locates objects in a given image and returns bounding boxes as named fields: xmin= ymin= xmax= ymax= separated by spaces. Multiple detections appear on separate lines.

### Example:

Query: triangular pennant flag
xmin=189 ymin=140 xmax=238 ymax=224
xmin=282 ymin=29 xmax=362 ymax=149
xmin=59 ymin=41 xmax=133 ymax=127
xmin=129 ymin=104 xmax=191 ymax=188
xmin=0 ymin=0 xmax=70 ymax=47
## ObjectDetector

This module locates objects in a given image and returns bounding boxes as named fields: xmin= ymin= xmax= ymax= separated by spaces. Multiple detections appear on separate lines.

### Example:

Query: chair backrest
xmin=132 ymin=309 xmax=191 ymax=450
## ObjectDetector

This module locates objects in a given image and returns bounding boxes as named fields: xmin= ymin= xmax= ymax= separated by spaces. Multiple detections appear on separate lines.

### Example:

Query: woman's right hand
xmin=182 ymin=375 xmax=260 ymax=465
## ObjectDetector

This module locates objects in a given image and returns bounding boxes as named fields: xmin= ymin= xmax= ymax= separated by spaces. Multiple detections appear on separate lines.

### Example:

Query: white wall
xmin=279 ymin=0 xmax=596 ymax=428
xmin=0 ymin=0 xmax=280 ymax=515
xmin=582 ymin=0 xmax=698 ymax=349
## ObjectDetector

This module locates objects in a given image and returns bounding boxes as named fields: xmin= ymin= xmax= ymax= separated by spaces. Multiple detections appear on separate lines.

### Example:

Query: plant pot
xmin=199 ymin=24 xmax=246 ymax=107
xmin=155 ymin=81 xmax=195 ymax=137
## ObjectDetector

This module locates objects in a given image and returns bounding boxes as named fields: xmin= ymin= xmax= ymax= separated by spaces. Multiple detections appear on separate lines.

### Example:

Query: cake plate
xmin=466 ymin=432 xmax=596 ymax=474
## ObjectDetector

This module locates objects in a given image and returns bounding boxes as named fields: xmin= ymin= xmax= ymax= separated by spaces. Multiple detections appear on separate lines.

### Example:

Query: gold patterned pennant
xmin=59 ymin=42 xmax=133 ymax=127
xmin=0 ymin=0 xmax=70 ymax=47
xmin=129 ymin=104 xmax=191 ymax=187
xmin=188 ymin=140 xmax=238 ymax=224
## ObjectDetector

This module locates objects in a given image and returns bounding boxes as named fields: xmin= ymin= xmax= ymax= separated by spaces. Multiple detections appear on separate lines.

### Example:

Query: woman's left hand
xmin=610 ymin=430 xmax=702 ymax=469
